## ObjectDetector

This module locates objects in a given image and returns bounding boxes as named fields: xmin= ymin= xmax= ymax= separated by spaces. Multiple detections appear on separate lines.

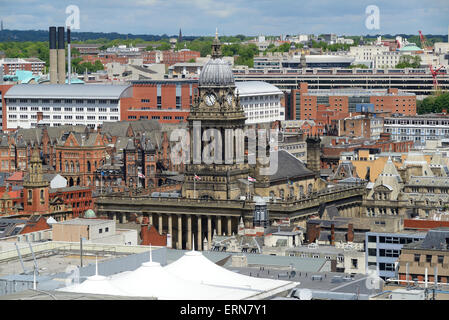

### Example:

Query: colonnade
xmin=108 ymin=211 xmax=237 ymax=250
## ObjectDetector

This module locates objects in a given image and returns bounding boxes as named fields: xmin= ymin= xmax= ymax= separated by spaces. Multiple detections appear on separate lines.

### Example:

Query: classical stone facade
xmin=364 ymin=151 xmax=449 ymax=218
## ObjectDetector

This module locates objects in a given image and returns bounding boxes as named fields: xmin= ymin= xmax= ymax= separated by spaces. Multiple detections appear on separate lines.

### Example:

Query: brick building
xmin=120 ymin=80 xmax=197 ymax=124
xmin=397 ymin=228 xmax=449 ymax=285
xmin=140 ymin=216 xmax=167 ymax=246
xmin=0 ymin=58 xmax=45 ymax=75
xmin=49 ymin=186 xmax=93 ymax=218
xmin=55 ymin=131 xmax=108 ymax=187
xmin=142 ymin=50 xmax=200 ymax=66
xmin=286 ymin=82 xmax=416 ymax=121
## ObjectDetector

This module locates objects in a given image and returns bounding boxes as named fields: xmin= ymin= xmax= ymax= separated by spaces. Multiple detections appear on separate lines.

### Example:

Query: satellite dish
xmin=298 ymin=289 xmax=313 ymax=300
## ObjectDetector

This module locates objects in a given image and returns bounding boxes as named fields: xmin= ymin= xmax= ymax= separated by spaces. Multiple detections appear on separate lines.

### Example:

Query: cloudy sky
xmin=1 ymin=0 xmax=448 ymax=36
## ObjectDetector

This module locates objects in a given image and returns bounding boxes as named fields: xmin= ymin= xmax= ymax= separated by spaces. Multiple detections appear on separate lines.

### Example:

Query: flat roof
xmin=235 ymin=81 xmax=283 ymax=96
xmin=54 ymin=218 xmax=111 ymax=226
xmin=4 ymin=84 xmax=131 ymax=99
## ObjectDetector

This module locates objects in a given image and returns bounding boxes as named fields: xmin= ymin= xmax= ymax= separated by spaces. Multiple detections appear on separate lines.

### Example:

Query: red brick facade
xmin=120 ymin=80 xmax=197 ymax=124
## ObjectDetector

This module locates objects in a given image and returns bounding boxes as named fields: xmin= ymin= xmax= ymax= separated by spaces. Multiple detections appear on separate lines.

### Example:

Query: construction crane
xmin=418 ymin=30 xmax=432 ymax=51
xmin=429 ymin=64 xmax=446 ymax=92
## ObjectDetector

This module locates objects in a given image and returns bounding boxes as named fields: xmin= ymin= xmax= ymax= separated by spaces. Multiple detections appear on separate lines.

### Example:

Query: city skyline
xmin=0 ymin=0 xmax=448 ymax=36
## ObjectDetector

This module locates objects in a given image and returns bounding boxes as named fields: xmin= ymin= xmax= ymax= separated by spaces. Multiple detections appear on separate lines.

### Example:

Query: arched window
xmin=307 ymin=183 xmax=313 ymax=194
xmin=28 ymin=190 xmax=32 ymax=201
xmin=87 ymin=176 xmax=91 ymax=186
xmin=299 ymin=185 xmax=304 ymax=195
xmin=65 ymin=161 xmax=69 ymax=172
xmin=269 ymin=191 xmax=275 ymax=199
xmin=87 ymin=161 xmax=91 ymax=172
xmin=40 ymin=189 xmax=44 ymax=200
xmin=76 ymin=161 xmax=80 ymax=173
xmin=70 ymin=161 xmax=74 ymax=173
xmin=280 ymin=189 xmax=285 ymax=199
xmin=289 ymin=187 xmax=294 ymax=198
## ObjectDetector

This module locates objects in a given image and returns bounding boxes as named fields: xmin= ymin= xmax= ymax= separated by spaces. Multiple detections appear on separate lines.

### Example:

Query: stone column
xmin=149 ymin=213 xmax=153 ymax=225
xmin=112 ymin=212 xmax=117 ymax=222
xmin=168 ymin=214 xmax=173 ymax=248
xmin=187 ymin=215 xmax=192 ymax=250
xmin=197 ymin=215 xmax=202 ymax=251
xmin=207 ymin=216 xmax=212 ymax=249
xmin=158 ymin=214 xmax=163 ymax=234
xmin=177 ymin=215 xmax=182 ymax=249
xmin=122 ymin=213 xmax=127 ymax=223
xmin=227 ymin=216 xmax=232 ymax=236
xmin=217 ymin=216 xmax=222 ymax=236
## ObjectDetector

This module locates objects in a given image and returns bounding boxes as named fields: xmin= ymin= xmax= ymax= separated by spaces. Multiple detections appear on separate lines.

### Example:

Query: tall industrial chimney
xmin=57 ymin=26 xmax=65 ymax=84
xmin=49 ymin=26 xmax=58 ymax=84
xmin=67 ymin=27 xmax=71 ymax=84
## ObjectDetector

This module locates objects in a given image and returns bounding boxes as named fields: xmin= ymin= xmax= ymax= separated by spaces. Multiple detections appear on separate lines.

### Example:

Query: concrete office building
xmin=3 ymin=84 xmax=131 ymax=130
xmin=384 ymin=114 xmax=449 ymax=144
xmin=366 ymin=231 xmax=426 ymax=279
xmin=235 ymin=81 xmax=285 ymax=124
xmin=233 ymin=68 xmax=449 ymax=96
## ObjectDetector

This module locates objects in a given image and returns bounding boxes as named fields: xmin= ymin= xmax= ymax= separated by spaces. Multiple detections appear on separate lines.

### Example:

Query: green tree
xmin=396 ymin=55 xmax=421 ymax=68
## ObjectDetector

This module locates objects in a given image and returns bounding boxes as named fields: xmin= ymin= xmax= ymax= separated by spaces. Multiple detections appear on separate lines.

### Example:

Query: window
xmin=99 ymin=228 xmax=103 ymax=234
xmin=105 ymin=227 xmax=109 ymax=232
xmin=351 ymin=259 xmax=358 ymax=269
xmin=368 ymin=248 xmax=377 ymax=256
xmin=368 ymin=235 xmax=377 ymax=242
xmin=426 ymin=255 xmax=432 ymax=263
xmin=438 ymin=255 xmax=444 ymax=264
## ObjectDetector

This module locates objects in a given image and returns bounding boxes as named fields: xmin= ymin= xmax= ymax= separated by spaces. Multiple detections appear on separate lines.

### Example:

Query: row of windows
xmin=8 ymin=106 xmax=119 ymax=112
xmin=7 ymin=99 xmax=118 ymax=104
xmin=9 ymin=114 xmax=118 ymax=120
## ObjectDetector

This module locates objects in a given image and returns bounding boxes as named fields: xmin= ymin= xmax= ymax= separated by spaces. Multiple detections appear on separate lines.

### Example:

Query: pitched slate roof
xmin=270 ymin=150 xmax=315 ymax=182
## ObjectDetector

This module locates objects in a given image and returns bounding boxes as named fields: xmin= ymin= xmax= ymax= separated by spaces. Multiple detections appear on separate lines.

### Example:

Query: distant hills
xmin=0 ymin=29 xmax=199 ymax=42
xmin=0 ymin=29 xmax=447 ymax=43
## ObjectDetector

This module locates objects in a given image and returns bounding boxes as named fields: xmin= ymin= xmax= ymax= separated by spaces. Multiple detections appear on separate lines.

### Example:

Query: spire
xmin=211 ymin=28 xmax=222 ymax=59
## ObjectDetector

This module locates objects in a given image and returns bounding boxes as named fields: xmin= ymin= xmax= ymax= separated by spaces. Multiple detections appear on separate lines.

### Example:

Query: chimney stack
xmin=67 ymin=27 xmax=71 ymax=84
xmin=347 ymin=223 xmax=354 ymax=242
xmin=57 ymin=26 xmax=66 ymax=84
xmin=49 ymin=27 xmax=58 ymax=84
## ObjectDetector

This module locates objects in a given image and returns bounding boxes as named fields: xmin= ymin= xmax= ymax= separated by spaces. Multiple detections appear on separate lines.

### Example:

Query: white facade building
xmin=4 ymin=84 xmax=132 ymax=130
xmin=235 ymin=81 xmax=285 ymax=125
xmin=349 ymin=45 xmax=390 ymax=66
xmin=374 ymin=51 xmax=402 ymax=68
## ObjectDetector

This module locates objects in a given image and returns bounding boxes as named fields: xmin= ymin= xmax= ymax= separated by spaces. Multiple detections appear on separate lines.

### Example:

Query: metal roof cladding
xmin=4 ymin=84 xmax=132 ymax=99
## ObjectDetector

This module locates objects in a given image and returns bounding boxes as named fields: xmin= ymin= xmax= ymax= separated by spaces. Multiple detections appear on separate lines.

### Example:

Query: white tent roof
xmin=57 ymin=274 xmax=127 ymax=296
xmin=108 ymin=259 xmax=257 ymax=300
xmin=164 ymin=250 xmax=298 ymax=297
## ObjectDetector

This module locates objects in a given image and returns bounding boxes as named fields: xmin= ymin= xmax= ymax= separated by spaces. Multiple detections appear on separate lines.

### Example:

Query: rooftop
xmin=4 ymin=84 xmax=132 ymax=99
xmin=235 ymin=81 xmax=283 ymax=96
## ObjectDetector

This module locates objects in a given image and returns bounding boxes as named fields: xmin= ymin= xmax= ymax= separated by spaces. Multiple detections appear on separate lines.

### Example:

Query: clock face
xmin=205 ymin=94 xmax=216 ymax=106
xmin=226 ymin=94 xmax=233 ymax=105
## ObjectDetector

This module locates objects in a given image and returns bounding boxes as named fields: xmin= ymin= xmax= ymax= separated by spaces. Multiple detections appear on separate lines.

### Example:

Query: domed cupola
xmin=199 ymin=29 xmax=234 ymax=87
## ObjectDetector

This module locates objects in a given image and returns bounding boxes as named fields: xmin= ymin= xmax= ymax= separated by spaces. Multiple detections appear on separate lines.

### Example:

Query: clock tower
xmin=182 ymin=30 xmax=250 ymax=200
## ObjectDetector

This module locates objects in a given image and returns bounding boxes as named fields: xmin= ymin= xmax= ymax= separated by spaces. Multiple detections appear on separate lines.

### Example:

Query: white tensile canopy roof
xmin=59 ymin=273 xmax=128 ymax=296
xmin=107 ymin=259 xmax=258 ymax=300
xmin=164 ymin=250 xmax=298 ymax=299
xmin=57 ymin=249 xmax=298 ymax=300
xmin=57 ymin=259 xmax=127 ymax=297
